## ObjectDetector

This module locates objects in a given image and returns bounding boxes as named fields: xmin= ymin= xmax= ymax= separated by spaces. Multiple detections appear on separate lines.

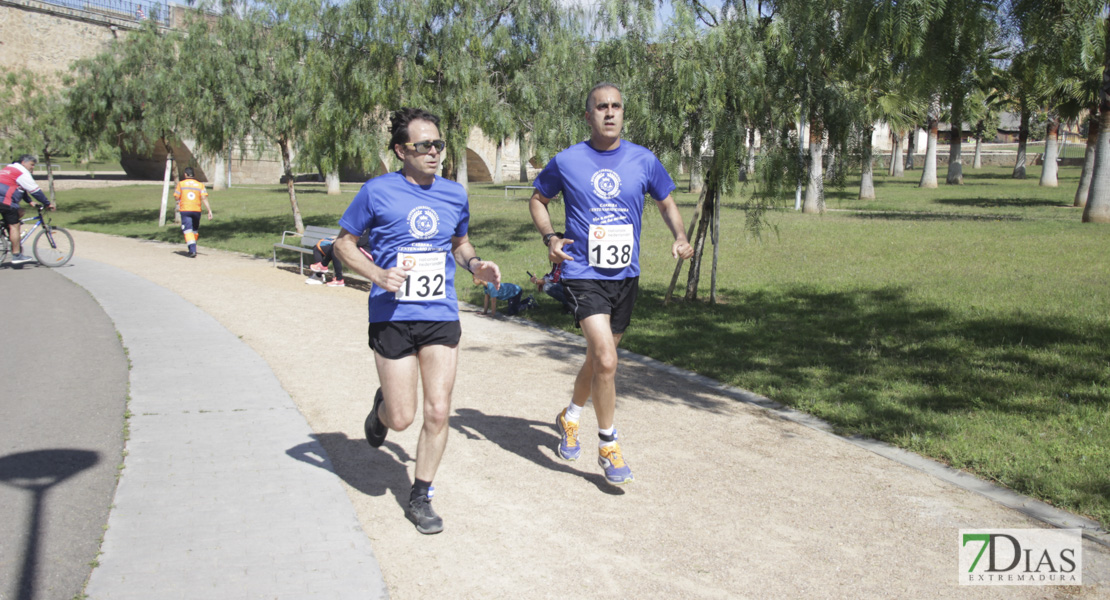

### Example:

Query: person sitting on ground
xmin=479 ymin=278 xmax=522 ymax=316
xmin=309 ymin=229 xmax=371 ymax=287
xmin=529 ymin=262 xmax=571 ymax=313
xmin=0 ymin=154 xmax=53 ymax=265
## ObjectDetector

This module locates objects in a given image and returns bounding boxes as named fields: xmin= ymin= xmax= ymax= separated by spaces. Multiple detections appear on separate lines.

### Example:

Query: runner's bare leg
xmin=413 ymin=343 xmax=459 ymax=482
xmin=575 ymin=315 xmax=622 ymax=430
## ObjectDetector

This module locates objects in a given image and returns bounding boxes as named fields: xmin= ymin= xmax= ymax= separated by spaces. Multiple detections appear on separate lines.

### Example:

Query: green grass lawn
xmin=51 ymin=164 xmax=1110 ymax=526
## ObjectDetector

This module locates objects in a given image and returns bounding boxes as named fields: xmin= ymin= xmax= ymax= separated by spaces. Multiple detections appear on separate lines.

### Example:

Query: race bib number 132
xmin=395 ymin=252 xmax=447 ymax=301
xmin=588 ymin=224 xmax=634 ymax=268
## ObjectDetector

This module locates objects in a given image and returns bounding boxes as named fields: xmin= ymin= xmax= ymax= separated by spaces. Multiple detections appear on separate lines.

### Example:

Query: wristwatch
xmin=543 ymin=232 xmax=564 ymax=247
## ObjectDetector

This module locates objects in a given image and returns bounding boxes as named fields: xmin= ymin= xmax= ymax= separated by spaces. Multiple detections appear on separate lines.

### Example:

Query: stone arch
xmin=466 ymin=148 xmax=492 ymax=183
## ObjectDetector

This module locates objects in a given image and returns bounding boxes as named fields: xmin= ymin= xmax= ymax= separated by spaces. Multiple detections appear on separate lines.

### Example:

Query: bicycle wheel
xmin=0 ymin=230 xmax=9 ymax=258
xmin=32 ymin=226 xmax=75 ymax=267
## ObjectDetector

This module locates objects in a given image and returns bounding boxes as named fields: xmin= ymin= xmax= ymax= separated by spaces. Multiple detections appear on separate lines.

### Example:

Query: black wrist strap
xmin=543 ymin=232 xmax=564 ymax=246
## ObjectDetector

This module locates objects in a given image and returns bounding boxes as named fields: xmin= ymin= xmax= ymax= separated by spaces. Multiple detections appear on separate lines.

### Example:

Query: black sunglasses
xmin=403 ymin=139 xmax=446 ymax=154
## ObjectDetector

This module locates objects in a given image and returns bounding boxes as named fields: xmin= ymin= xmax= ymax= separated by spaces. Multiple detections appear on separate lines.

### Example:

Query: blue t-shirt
xmin=485 ymin=282 xmax=521 ymax=300
xmin=339 ymin=171 xmax=469 ymax=323
xmin=533 ymin=140 xmax=675 ymax=280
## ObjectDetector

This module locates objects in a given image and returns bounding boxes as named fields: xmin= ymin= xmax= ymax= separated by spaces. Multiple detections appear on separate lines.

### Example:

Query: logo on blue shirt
xmin=591 ymin=169 xmax=622 ymax=200
xmin=407 ymin=206 xmax=440 ymax=239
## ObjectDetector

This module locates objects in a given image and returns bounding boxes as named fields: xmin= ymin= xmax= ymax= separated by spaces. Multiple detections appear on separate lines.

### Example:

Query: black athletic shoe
xmin=364 ymin=387 xmax=388 ymax=447
xmin=406 ymin=494 xmax=444 ymax=534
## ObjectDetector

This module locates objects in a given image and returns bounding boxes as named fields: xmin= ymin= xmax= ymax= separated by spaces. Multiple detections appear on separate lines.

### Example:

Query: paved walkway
xmin=57 ymin=260 xmax=387 ymax=600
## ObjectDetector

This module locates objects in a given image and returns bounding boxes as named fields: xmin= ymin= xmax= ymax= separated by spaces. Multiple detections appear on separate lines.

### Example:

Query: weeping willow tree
xmin=177 ymin=1 xmax=321 ymax=234
xmin=359 ymin=0 xmax=584 ymax=190
xmin=281 ymin=0 xmax=401 ymax=194
xmin=587 ymin=1 xmax=777 ymax=303
xmin=68 ymin=19 xmax=191 ymax=227
xmin=0 ymin=68 xmax=94 ymax=203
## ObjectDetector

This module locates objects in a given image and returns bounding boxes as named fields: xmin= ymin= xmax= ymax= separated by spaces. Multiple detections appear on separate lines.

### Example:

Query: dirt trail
xmin=69 ymin=230 xmax=1108 ymax=599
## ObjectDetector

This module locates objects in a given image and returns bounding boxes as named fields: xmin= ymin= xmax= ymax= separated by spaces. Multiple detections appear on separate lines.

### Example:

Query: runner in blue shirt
xmin=335 ymin=107 xmax=501 ymax=534
xmin=530 ymin=83 xmax=694 ymax=485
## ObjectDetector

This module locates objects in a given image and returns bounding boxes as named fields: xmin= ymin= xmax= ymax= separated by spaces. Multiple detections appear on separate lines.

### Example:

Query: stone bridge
xmin=0 ymin=0 xmax=540 ymax=187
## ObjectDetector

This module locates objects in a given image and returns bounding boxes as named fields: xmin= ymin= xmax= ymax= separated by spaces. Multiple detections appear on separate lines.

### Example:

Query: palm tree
xmin=1082 ymin=12 xmax=1110 ymax=222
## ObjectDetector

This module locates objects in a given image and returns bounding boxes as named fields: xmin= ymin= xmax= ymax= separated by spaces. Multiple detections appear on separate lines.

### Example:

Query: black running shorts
xmin=0 ymin=203 xmax=20 ymax=226
xmin=561 ymin=277 xmax=639 ymax=334
xmin=368 ymin=320 xmax=462 ymax=360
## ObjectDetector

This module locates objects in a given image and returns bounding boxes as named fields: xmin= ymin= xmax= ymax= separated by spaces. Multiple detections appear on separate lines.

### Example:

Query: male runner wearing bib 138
xmin=334 ymin=107 xmax=501 ymax=534
xmin=529 ymin=82 xmax=694 ymax=485
xmin=173 ymin=167 xmax=213 ymax=258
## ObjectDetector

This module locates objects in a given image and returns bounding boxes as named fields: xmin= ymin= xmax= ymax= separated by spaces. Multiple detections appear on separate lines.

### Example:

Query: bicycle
xmin=0 ymin=204 xmax=75 ymax=267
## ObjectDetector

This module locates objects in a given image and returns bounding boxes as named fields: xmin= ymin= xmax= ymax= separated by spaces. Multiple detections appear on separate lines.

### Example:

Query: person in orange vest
xmin=173 ymin=167 xmax=213 ymax=258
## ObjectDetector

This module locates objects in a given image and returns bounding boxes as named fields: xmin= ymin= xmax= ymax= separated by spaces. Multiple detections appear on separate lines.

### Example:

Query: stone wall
xmin=0 ymin=0 xmax=136 ymax=86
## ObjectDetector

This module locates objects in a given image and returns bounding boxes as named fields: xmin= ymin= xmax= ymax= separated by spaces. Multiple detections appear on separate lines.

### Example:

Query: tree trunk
xmin=973 ymin=133 xmax=983 ymax=169
xmin=803 ymin=119 xmax=824 ymax=213
xmin=888 ymin=130 xmax=900 ymax=176
xmin=859 ymin=126 xmax=875 ymax=199
xmin=42 ymin=147 xmax=56 ymax=204
xmin=212 ymin=150 xmax=227 ymax=191
xmin=709 ymin=184 xmax=720 ymax=304
xmin=945 ymin=94 xmax=964 ymax=185
xmin=518 ymin=133 xmax=529 ymax=182
xmin=746 ymin=127 xmax=756 ymax=175
xmin=326 ymin=171 xmax=341 ymax=194
xmin=493 ymin=140 xmax=503 ymax=184
xmin=824 ymin=146 xmax=839 ymax=182
xmin=905 ymin=128 xmax=916 ymax=170
xmin=172 ymin=165 xmax=181 ymax=225
xmin=1013 ymin=100 xmax=1030 ymax=178
xmin=685 ymin=183 xmax=716 ymax=300
xmin=158 ymin=142 xmax=174 ymax=227
xmin=456 ymin=146 xmax=469 ymax=190
xmin=664 ymin=186 xmax=709 ymax=305
xmin=279 ymin=137 xmax=305 ymax=235
xmin=1075 ymin=111 xmax=1099 ymax=207
xmin=1040 ymin=115 xmax=1060 ymax=187
xmin=1083 ymin=68 xmax=1110 ymax=222
xmin=919 ymin=115 xmax=939 ymax=189
xmin=689 ymin=155 xmax=704 ymax=193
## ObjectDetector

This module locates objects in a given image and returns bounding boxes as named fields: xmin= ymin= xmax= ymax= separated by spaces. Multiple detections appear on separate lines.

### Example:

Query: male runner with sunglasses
xmin=334 ymin=107 xmax=501 ymax=534
xmin=529 ymin=83 xmax=693 ymax=485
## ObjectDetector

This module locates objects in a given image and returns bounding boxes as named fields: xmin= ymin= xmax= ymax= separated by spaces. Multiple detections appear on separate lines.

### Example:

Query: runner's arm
xmin=656 ymin=195 xmax=694 ymax=260
xmin=528 ymin=190 xmax=573 ymax=263
xmin=334 ymin=228 xmax=408 ymax=292
xmin=452 ymin=234 xmax=500 ymax=288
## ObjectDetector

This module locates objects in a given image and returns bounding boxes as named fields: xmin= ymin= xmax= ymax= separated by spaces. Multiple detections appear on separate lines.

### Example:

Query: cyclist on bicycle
xmin=0 ymin=154 xmax=53 ymax=265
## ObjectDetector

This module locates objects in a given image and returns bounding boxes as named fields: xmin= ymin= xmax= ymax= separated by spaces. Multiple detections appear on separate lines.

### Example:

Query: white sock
xmin=565 ymin=402 xmax=583 ymax=422
xmin=598 ymin=426 xmax=617 ymax=448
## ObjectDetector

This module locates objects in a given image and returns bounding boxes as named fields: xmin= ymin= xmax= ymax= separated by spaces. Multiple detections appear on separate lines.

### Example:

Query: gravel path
xmin=70 ymin=229 xmax=1109 ymax=599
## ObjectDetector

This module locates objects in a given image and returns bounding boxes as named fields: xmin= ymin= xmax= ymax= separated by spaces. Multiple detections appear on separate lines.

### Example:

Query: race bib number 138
xmin=395 ymin=252 xmax=447 ymax=301
xmin=588 ymin=224 xmax=634 ymax=268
